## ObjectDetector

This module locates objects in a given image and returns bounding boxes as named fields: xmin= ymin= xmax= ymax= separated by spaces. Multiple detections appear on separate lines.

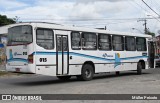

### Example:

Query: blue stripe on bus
xmin=33 ymin=52 xmax=56 ymax=55
xmin=7 ymin=52 xmax=148 ymax=63
xmin=33 ymin=52 xmax=114 ymax=61
xmin=33 ymin=51 xmax=148 ymax=61
xmin=7 ymin=58 xmax=28 ymax=63
xmin=121 ymin=56 xmax=148 ymax=60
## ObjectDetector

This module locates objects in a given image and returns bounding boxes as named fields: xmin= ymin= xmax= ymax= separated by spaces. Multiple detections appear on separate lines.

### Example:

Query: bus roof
xmin=0 ymin=25 xmax=10 ymax=35
xmin=8 ymin=22 xmax=152 ymax=38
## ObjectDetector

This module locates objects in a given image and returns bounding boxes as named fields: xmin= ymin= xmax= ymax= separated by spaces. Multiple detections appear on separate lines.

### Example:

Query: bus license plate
xmin=15 ymin=68 xmax=20 ymax=72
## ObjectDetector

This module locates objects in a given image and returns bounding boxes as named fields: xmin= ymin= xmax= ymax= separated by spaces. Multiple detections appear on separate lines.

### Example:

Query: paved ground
xmin=0 ymin=68 xmax=160 ymax=103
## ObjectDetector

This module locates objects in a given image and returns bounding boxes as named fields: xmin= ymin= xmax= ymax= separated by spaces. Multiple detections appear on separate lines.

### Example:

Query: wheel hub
xmin=85 ymin=69 xmax=91 ymax=77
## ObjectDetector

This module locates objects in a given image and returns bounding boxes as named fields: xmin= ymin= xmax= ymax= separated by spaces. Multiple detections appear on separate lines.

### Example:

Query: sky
xmin=0 ymin=0 xmax=160 ymax=35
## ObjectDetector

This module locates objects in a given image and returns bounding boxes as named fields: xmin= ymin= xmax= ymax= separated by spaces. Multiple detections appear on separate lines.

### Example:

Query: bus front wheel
xmin=137 ymin=62 xmax=142 ymax=75
xmin=79 ymin=64 xmax=94 ymax=81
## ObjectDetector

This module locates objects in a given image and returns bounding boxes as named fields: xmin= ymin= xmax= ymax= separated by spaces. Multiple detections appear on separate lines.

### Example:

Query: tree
xmin=147 ymin=31 xmax=155 ymax=37
xmin=0 ymin=14 xmax=16 ymax=26
xmin=146 ymin=29 xmax=155 ymax=37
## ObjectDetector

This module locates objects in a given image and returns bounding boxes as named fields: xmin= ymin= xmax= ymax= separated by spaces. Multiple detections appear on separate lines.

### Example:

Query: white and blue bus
xmin=6 ymin=22 xmax=154 ymax=81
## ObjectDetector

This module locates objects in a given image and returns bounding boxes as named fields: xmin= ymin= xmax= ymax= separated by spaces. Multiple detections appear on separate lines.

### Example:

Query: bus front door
xmin=148 ymin=41 xmax=155 ymax=68
xmin=56 ymin=35 xmax=69 ymax=75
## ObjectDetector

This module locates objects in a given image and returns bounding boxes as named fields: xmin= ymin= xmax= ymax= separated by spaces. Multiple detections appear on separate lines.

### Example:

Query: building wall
xmin=0 ymin=25 xmax=9 ymax=66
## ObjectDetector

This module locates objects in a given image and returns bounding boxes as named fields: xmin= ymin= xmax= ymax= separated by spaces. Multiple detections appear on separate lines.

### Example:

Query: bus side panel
xmin=124 ymin=51 xmax=140 ymax=71
xmin=34 ymin=27 xmax=57 ymax=76
xmin=68 ymin=65 xmax=82 ymax=75
xmin=125 ymin=51 xmax=148 ymax=70
xmin=35 ymin=50 xmax=57 ymax=76
xmin=36 ymin=66 xmax=57 ymax=76
xmin=69 ymin=51 xmax=128 ymax=73
xmin=68 ymin=50 xmax=147 ymax=74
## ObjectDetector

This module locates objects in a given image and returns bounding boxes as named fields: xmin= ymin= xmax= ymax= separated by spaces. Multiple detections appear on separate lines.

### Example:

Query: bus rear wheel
xmin=79 ymin=64 xmax=94 ymax=81
xmin=137 ymin=62 xmax=142 ymax=75
xmin=57 ymin=76 xmax=71 ymax=81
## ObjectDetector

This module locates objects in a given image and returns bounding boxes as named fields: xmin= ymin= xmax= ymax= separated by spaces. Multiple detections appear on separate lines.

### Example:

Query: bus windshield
xmin=8 ymin=25 xmax=32 ymax=45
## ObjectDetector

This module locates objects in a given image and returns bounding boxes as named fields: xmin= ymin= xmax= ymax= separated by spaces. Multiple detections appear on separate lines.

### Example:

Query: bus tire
xmin=116 ymin=71 xmax=120 ymax=75
xmin=137 ymin=62 xmax=142 ymax=75
xmin=57 ymin=76 xmax=71 ymax=81
xmin=81 ymin=64 xmax=94 ymax=81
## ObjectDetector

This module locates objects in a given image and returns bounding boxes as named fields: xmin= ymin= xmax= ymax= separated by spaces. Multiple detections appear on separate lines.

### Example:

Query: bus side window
xmin=36 ymin=28 xmax=54 ymax=49
xmin=136 ymin=37 xmax=147 ymax=51
xmin=112 ymin=35 xmax=124 ymax=51
xmin=98 ymin=34 xmax=111 ymax=50
xmin=125 ymin=36 xmax=136 ymax=51
xmin=71 ymin=32 xmax=81 ymax=50
xmin=82 ymin=32 xmax=97 ymax=50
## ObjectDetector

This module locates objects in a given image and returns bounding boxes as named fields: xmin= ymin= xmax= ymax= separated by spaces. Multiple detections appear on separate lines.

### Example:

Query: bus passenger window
xmin=71 ymin=32 xmax=81 ymax=50
xmin=136 ymin=37 xmax=147 ymax=51
xmin=112 ymin=35 xmax=124 ymax=51
xmin=36 ymin=29 xmax=54 ymax=49
xmin=98 ymin=34 xmax=111 ymax=50
xmin=125 ymin=37 xmax=136 ymax=51
xmin=82 ymin=32 xmax=97 ymax=50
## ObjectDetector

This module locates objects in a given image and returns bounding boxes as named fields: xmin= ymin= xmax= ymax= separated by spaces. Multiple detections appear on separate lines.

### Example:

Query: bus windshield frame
xmin=7 ymin=25 xmax=33 ymax=46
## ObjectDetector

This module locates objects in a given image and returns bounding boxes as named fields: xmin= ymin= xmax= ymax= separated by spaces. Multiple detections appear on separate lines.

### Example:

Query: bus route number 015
xmin=39 ymin=58 xmax=47 ymax=62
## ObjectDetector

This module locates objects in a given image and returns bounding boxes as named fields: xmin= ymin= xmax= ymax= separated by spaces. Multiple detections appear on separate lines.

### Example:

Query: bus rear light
xmin=28 ymin=54 xmax=33 ymax=64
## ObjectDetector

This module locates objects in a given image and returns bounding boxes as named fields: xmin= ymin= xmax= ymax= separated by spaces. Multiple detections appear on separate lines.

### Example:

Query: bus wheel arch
xmin=137 ymin=60 xmax=145 ymax=75
xmin=138 ymin=60 xmax=145 ymax=69
xmin=82 ymin=61 xmax=95 ymax=73
xmin=77 ymin=61 xmax=95 ymax=81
